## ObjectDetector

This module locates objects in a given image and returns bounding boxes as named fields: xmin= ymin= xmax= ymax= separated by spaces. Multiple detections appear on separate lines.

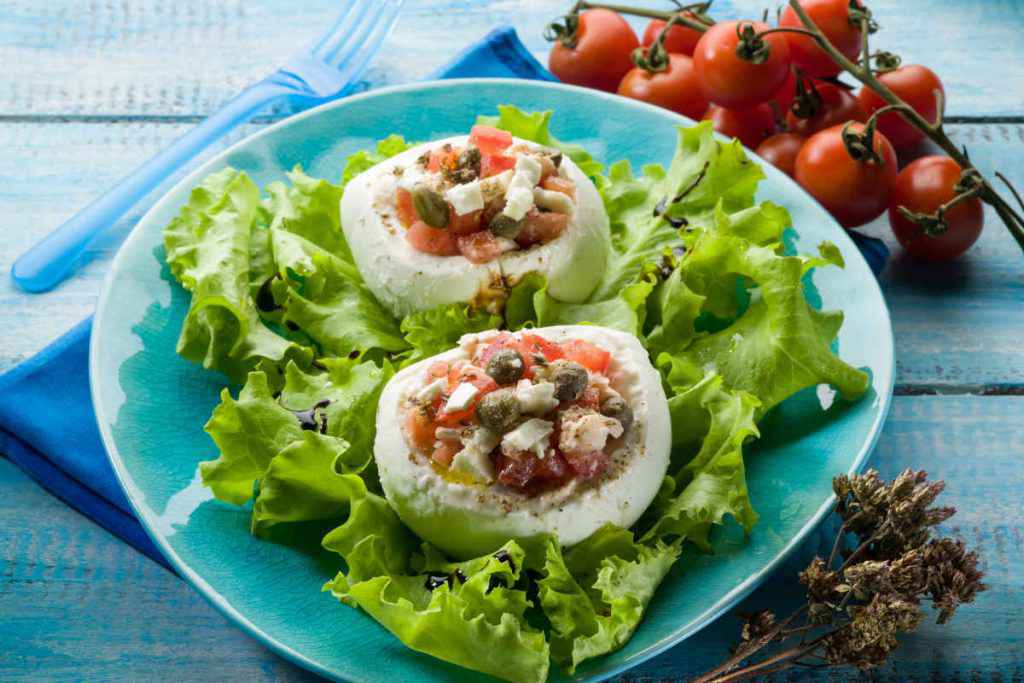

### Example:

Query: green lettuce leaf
xmin=341 ymin=134 xmax=413 ymax=188
xmin=326 ymin=540 xmax=550 ymax=683
xmin=398 ymin=304 xmax=501 ymax=366
xmin=536 ymin=530 xmax=680 ymax=672
xmin=200 ymin=359 xmax=391 ymax=506
xmin=505 ymin=273 xmax=654 ymax=336
xmin=676 ymin=234 xmax=869 ymax=413
xmin=477 ymin=105 xmax=602 ymax=177
xmin=642 ymin=373 xmax=761 ymax=548
xmin=163 ymin=168 xmax=312 ymax=383
xmin=590 ymin=122 xmax=765 ymax=302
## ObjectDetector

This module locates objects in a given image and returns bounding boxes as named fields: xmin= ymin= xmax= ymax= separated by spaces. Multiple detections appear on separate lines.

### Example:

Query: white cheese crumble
xmin=501 ymin=418 xmax=554 ymax=459
xmin=495 ymin=237 xmax=519 ymax=253
xmin=502 ymin=154 xmax=543 ymax=221
xmin=445 ymin=179 xmax=484 ymax=215
xmin=532 ymin=186 xmax=574 ymax=215
xmin=397 ymin=164 xmax=436 ymax=192
xmin=450 ymin=426 xmax=500 ymax=483
xmin=558 ymin=407 xmax=623 ymax=455
xmin=415 ymin=377 xmax=447 ymax=403
xmin=515 ymin=379 xmax=559 ymax=415
xmin=442 ymin=382 xmax=479 ymax=414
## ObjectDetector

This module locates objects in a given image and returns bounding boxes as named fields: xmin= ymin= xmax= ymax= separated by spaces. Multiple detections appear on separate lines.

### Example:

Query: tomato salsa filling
xmin=393 ymin=125 xmax=578 ymax=264
xmin=403 ymin=332 xmax=634 ymax=495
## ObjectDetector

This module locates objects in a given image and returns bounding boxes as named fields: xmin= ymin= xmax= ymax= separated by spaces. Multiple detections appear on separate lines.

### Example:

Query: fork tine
xmin=319 ymin=2 xmax=393 ymax=69
xmin=327 ymin=1 xmax=403 ymax=83
xmin=308 ymin=0 xmax=360 ymax=56
xmin=313 ymin=0 xmax=376 ymax=63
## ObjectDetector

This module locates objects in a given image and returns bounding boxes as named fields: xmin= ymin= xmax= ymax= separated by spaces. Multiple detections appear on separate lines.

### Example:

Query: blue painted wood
xmin=0 ymin=0 xmax=1022 ymax=681
xmin=2 ymin=396 xmax=1018 ymax=681
xmin=0 ymin=0 xmax=1021 ymax=118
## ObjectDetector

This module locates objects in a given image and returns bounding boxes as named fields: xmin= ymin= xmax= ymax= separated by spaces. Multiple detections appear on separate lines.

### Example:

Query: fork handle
xmin=12 ymin=80 xmax=293 ymax=293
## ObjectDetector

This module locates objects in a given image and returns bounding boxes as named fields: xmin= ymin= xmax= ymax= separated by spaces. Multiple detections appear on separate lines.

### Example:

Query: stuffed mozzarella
xmin=374 ymin=325 xmax=671 ymax=559
xmin=340 ymin=126 xmax=610 ymax=317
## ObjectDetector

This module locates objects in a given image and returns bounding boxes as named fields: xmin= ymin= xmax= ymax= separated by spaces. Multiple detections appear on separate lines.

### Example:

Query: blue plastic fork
xmin=12 ymin=0 xmax=404 ymax=293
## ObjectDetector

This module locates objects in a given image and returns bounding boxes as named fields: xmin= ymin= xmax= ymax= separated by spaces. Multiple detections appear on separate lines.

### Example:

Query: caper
xmin=550 ymin=360 xmax=589 ymax=402
xmin=600 ymin=395 xmax=634 ymax=433
xmin=485 ymin=348 xmax=525 ymax=385
xmin=412 ymin=186 xmax=450 ymax=229
xmin=488 ymin=213 xmax=522 ymax=239
xmin=476 ymin=389 xmax=521 ymax=432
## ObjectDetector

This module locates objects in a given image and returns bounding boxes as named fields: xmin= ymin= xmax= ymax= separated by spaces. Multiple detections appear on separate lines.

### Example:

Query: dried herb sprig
xmin=692 ymin=469 xmax=985 ymax=682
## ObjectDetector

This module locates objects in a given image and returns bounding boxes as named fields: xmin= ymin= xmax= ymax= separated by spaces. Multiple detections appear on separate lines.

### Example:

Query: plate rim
xmin=90 ymin=76 xmax=895 ymax=683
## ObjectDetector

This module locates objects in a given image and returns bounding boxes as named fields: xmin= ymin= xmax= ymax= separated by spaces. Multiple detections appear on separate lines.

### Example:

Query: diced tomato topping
xmin=427 ymin=145 xmax=461 ymax=173
xmin=469 ymin=125 xmax=514 ymax=155
xmin=516 ymin=210 xmax=568 ymax=247
xmin=450 ymin=208 xmax=483 ymax=235
xmin=494 ymin=451 xmax=539 ymax=488
xmin=481 ymin=153 xmax=516 ymax=178
xmin=406 ymin=220 xmax=459 ymax=256
xmin=560 ymin=339 xmax=611 ymax=374
xmin=534 ymin=451 xmax=572 ymax=486
xmin=478 ymin=333 xmax=537 ymax=379
xmin=540 ymin=176 xmax=576 ymax=200
xmin=431 ymin=441 xmax=460 ymax=467
xmin=572 ymin=385 xmax=602 ymax=410
xmin=427 ymin=360 xmax=449 ymax=380
xmin=395 ymin=188 xmax=416 ymax=228
xmin=406 ymin=409 xmax=436 ymax=452
xmin=520 ymin=333 xmax=565 ymax=363
xmin=562 ymin=450 xmax=610 ymax=481
xmin=456 ymin=231 xmax=503 ymax=264
xmin=435 ymin=366 xmax=497 ymax=427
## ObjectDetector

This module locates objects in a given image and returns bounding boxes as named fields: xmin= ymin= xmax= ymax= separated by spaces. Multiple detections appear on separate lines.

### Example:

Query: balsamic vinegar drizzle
xmin=289 ymin=399 xmax=331 ymax=434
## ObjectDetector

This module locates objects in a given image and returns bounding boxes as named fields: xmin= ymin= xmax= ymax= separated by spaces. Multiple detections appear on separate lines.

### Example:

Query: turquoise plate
xmin=91 ymin=79 xmax=894 ymax=682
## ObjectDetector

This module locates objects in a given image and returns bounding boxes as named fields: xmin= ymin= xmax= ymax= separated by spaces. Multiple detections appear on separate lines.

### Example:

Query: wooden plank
xmin=2 ymin=395 xmax=1019 ymax=680
xmin=2 ymin=121 xmax=1023 ymax=388
xmin=0 ymin=0 xmax=1021 ymax=119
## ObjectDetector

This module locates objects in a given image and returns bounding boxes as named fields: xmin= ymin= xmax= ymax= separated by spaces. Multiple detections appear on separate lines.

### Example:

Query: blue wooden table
xmin=1 ymin=1 xmax=1022 ymax=680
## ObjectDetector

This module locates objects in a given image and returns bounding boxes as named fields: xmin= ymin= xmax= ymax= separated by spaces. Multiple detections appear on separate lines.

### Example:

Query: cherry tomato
xmin=694 ymin=20 xmax=792 ymax=109
xmin=549 ymin=9 xmax=639 ymax=92
xmin=703 ymin=103 xmax=777 ymax=149
xmin=617 ymin=53 xmax=709 ymax=120
xmin=756 ymin=133 xmax=805 ymax=177
xmin=795 ymin=122 xmax=898 ymax=227
xmin=772 ymin=66 xmax=800 ymax=111
xmin=642 ymin=14 xmax=704 ymax=56
xmin=406 ymin=220 xmax=459 ymax=256
xmin=857 ymin=65 xmax=944 ymax=149
xmin=888 ymin=156 xmax=983 ymax=261
xmin=786 ymin=82 xmax=864 ymax=136
xmin=779 ymin=0 xmax=864 ymax=78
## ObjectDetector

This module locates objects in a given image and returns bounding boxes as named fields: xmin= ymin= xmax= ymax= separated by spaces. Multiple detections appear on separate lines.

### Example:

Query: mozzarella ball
xmin=373 ymin=325 xmax=671 ymax=558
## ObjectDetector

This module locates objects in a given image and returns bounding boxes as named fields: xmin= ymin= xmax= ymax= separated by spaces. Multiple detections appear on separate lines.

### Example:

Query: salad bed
xmin=162 ymin=106 xmax=867 ymax=682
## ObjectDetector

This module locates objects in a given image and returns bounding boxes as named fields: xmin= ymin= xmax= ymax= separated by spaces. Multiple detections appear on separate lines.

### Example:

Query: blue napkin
xmin=0 ymin=26 xmax=888 ymax=569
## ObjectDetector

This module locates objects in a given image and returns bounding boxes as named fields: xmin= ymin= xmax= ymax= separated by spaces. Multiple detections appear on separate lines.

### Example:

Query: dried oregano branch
xmin=689 ymin=469 xmax=985 ymax=682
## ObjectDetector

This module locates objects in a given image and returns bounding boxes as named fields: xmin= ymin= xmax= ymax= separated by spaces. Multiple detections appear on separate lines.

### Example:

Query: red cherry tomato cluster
xmin=547 ymin=0 xmax=982 ymax=261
